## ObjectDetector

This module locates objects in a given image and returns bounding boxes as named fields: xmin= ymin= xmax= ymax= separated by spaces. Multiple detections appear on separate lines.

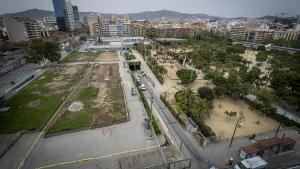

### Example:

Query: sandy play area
xmin=161 ymin=63 xmax=214 ymax=103
xmin=205 ymin=97 xmax=278 ymax=140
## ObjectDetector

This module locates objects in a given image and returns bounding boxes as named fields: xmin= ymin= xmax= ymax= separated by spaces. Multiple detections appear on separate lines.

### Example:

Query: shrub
xmin=151 ymin=116 xmax=161 ymax=135
xmin=191 ymin=116 xmax=215 ymax=137
xmin=176 ymin=69 xmax=197 ymax=84
xmin=197 ymin=86 xmax=215 ymax=101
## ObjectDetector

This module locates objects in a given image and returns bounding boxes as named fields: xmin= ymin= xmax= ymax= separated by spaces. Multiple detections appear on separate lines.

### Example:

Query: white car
xmin=140 ymin=84 xmax=146 ymax=91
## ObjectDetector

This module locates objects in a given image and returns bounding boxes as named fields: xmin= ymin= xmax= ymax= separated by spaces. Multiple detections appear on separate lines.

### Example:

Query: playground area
xmin=206 ymin=97 xmax=278 ymax=140
xmin=150 ymin=48 xmax=278 ymax=140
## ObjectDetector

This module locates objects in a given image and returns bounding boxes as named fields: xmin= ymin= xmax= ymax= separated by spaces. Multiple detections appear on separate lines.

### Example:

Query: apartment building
xmin=131 ymin=23 xmax=148 ymax=37
xmin=272 ymin=30 xmax=299 ymax=42
xmin=230 ymin=26 xmax=246 ymax=40
xmin=85 ymin=13 xmax=102 ymax=37
xmin=116 ymin=19 xmax=131 ymax=37
xmin=254 ymin=30 xmax=273 ymax=43
xmin=3 ymin=16 xmax=41 ymax=42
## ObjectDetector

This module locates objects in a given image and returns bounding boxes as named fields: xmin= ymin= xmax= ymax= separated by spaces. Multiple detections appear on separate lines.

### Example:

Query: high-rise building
xmin=52 ymin=0 xmax=75 ymax=32
xmin=85 ymin=13 xmax=101 ymax=37
xmin=3 ymin=16 xmax=41 ymax=42
xmin=72 ymin=6 xmax=80 ymax=21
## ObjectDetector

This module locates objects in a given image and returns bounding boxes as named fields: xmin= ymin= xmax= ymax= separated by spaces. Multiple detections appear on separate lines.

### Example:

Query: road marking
xmin=36 ymin=145 xmax=160 ymax=169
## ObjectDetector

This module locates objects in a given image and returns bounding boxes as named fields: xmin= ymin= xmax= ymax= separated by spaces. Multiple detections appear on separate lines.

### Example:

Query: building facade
xmin=3 ymin=16 xmax=41 ymax=42
xmin=230 ymin=26 xmax=246 ymax=40
xmin=52 ymin=0 xmax=75 ymax=32
xmin=72 ymin=6 xmax=80 ymax=21
xmin=254 ymin=30 xmax=273 ymax=43
xmin=85 ymin=13 xmax=102 ymax=37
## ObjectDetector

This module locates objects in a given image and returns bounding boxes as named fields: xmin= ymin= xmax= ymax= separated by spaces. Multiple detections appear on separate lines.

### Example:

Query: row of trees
xmin=133 ymin=43 xmax=168 ymax=83
xmin=26 ymin=39 xmax=61 ymax=64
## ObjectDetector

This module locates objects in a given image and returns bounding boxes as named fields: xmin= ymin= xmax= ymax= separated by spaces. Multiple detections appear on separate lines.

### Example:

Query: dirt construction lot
xmin=48 ymin=63 xmax=126 ymax=133
xmin=206 ymin=97 xmax=278 ymax=139
xmin=90 ymin=63 xmax=125 ymax=123
xmin=95 ymin=51 xmax=119 ymax=62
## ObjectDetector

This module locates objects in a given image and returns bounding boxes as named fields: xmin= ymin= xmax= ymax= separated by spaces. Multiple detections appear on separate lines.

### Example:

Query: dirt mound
xmin=68 ymin=101 xmax=84 ymax=112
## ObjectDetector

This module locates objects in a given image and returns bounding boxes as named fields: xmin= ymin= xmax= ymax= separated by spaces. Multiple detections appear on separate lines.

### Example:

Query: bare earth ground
xmin=95 ymin=51 xmax=119 ymax=62
xmin=70 ymin=53 xmax=94 ymax=61
xmin=206 ymin=97 xmax=278 ymax=139
xmin=91 ymin=63 xmax=125 ymax=124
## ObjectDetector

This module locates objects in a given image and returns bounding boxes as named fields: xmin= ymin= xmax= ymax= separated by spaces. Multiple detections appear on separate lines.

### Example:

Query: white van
xmin=234 ymin=156 xmax=267 ymax=169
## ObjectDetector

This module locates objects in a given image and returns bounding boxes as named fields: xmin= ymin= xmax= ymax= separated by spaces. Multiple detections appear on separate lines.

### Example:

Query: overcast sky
xmin=0 ymin=0 xmax=300 ymax=18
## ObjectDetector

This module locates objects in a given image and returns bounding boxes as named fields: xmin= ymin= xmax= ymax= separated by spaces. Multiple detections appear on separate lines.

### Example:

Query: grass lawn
xmin=47 ymin=86 xmax=99 ymax=133
xmin=59 ymin=52 xmax=100 ymax=63
xmin=0 ymin=66 xmax=84 ymax=133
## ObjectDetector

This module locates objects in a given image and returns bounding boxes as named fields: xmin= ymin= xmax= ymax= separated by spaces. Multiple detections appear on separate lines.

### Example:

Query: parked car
xmin=144 ymin=119 xmax=151 ymax=129
xmin=131 ymin=87 xmax=136 ymax=96
xmin=234 ymin=156 xmax=267 ymax=169
xmin=140 ymin=84 xmax=146 ymax=91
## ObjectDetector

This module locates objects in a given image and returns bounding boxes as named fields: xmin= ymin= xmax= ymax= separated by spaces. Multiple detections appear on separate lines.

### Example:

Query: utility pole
xmin=229 ymin=118 xmax=240 ymax=148
xmin=275 ymin=110 xmax=287 ymax=137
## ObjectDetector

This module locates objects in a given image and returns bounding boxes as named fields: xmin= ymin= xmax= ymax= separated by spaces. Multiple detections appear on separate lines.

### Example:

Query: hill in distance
xmin=0 ymin=9 xmax=222 ymax=20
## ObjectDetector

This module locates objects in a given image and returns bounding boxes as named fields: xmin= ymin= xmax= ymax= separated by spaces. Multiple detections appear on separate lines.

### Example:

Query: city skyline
xmin=0 ymin=0 xmax=300 ymax=18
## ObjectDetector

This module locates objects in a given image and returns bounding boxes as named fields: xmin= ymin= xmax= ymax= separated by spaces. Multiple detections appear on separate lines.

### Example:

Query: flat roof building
xmin=3 ymin=16 xmax=41 ymax=42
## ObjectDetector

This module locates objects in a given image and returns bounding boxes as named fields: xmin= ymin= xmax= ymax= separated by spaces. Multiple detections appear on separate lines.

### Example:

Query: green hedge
xmin=245 ymin=99 xmax=300 ymax=128
xmin=151 ymin=116 xmax=161 ymax=135
xmin=191 ymin=116 xmax=216 ymax=137
xmin=160 ymin=95 xmax=215 ymax=137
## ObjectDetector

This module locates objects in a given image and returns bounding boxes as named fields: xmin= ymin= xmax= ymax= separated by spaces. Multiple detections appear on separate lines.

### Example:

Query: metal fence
xmin=195 ymin=126 xmax=298 ymax=146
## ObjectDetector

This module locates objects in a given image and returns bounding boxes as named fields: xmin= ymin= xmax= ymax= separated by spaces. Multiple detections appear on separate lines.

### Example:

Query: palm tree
xmin=191 ymin=98 xmax=213 ymax=120
xmin=175 ymin=87 xmax=196 ymax=116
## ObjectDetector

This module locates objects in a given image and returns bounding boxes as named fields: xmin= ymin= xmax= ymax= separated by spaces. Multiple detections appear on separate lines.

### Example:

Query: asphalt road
xmin=133 ymin=50 xmax=213 ymax=169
